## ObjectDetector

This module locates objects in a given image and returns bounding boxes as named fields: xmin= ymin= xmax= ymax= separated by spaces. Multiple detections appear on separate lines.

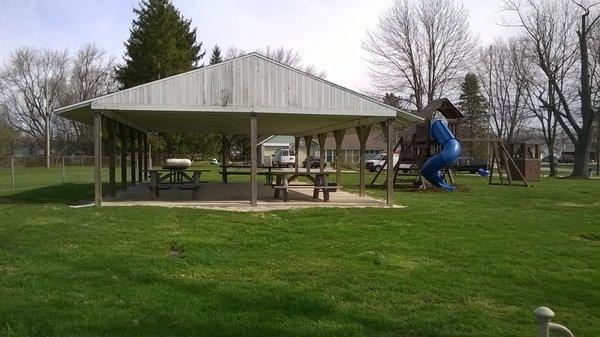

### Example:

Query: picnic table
xmin=270 ymin=171 xmax=341 ymax=202
xmin=148 ymin=168 xmax=210 ymax=199
xmin=219 ymin=165 xmax=276 ymax=184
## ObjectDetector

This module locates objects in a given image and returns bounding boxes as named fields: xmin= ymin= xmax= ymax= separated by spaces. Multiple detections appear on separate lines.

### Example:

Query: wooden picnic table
xmin=219 ymin=165 xmax=276 ymax=184
xmin=148 ymin=168 xmax=210 ymax=199
xmin=270 ymin=171 xmax=341 ymax=202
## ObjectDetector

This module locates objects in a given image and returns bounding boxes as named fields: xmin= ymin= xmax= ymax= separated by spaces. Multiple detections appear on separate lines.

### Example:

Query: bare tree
xmin=525 ymin=76 xmax=561 ymax=176
xmin=69 ymin=43 xmax=118 ymax=102
xmin=224 ymin=46 xmax=325 ymax=77
xmin=0 ymin=48 xmax=69 ymax=164
xmin=504 ymin=0 xmax=600 ymax=177
xmin=55 ymin=43 xmax=117 ymax=154
xmin=589 ymin=23 xmax=600 ymax=175
xmin=478 ymin=38 xmax=531 ymax=145
xmin=363 ymin=0 xmax=478 ymax=111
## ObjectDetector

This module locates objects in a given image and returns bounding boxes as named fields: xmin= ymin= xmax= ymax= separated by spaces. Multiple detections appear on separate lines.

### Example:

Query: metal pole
xmin=10 ymin=156 xmax=15 ymax=189
xmin=61 ymin=157 xmax=65 ymax=184
xmin=45 ymin=88 xmax=51 ymax=169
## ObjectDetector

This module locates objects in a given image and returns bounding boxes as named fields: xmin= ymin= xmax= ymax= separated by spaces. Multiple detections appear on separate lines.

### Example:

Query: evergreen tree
xmin=116 ymin=0 xmax=205 ymax=88
xmin=209 ymin=45 xmax=223 ymax=65
xmin=458 ymin=73 xmax=488 ymax=138
xmin=383 ymin=92 xmax=400 ymax=108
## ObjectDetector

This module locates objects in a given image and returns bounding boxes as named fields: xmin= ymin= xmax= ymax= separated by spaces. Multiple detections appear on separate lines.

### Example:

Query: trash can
xmin=588 ymin=168 xmax=594 ymax=178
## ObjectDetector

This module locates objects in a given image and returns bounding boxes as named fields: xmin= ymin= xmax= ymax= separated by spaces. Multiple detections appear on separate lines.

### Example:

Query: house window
xmin=325 ymin=149 xmax=335 ymax=162
xmin=351 ymin=150 xmax=360 ymax=163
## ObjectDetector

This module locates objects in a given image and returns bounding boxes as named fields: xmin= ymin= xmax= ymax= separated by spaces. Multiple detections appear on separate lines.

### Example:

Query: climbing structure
xmin=370 ymin=98 xmax=463 ymax=189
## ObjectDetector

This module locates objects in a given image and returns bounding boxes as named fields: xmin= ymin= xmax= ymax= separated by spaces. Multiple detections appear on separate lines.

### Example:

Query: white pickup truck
xmin=365 ymin=153 xmax=416 ymax=173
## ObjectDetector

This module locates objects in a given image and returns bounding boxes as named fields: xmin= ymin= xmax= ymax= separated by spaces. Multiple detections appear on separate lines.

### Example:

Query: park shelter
xmin=56 ymin=53 xmax=422 ymax=207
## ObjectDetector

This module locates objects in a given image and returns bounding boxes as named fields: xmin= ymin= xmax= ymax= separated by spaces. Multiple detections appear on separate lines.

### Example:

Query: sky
xmin=0 ymin=0 xmax=517 ymax=91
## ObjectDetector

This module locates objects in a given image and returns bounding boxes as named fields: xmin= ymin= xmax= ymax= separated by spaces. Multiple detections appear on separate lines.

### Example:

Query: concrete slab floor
xmin=74 ymin=182 xmax=401 ymax=212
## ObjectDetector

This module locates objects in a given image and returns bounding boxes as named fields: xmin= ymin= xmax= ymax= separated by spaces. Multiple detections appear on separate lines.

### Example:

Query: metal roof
xmin=56 ymin=53 xmax=422 ymax=137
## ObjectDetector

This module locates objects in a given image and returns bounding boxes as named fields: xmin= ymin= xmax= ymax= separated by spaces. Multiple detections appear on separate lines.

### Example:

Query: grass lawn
xmin=0 ymin=167 xmax=599 ymax=337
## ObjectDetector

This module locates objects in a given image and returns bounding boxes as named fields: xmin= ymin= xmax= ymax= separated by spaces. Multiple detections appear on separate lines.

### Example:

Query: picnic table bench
xmin=270 ymin=172 xmax=341 ymax=202
xmin=148 ymin=168 xmax=210 ymax=199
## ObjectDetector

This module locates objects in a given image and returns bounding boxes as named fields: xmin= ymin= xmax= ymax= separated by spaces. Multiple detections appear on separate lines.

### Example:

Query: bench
xmin=218 ymin=171 xmax=274 ymax=184
xmin=149 ymin=170 xmax=206 ymax=199
xmin=272 ymin=185 xmax=342 ymax=202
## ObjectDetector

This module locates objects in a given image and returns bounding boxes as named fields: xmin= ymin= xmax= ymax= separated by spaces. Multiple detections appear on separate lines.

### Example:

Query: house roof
xmin=56 ymin=53 xmax=422 ymax=137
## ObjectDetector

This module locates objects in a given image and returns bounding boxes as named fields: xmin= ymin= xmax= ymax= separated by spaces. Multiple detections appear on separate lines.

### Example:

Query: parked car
xmin=451 ymin=156 xmax=488 ymax=174
xmin=541 ymin=155 xmax=559 ymax=165
xmin=302 ymin=156 xmax=324 ymax=169
xmin=365 ymin=153 xmax=416 ymax=173
xmin=558 ymin=154 xmax=575 ymax=163
xmin=272 ymin=148 xmax=296 ymax=167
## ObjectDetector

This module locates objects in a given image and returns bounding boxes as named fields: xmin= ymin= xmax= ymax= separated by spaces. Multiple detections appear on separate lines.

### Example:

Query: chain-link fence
xmin=0 ymin=156 xmax=129 ymax=191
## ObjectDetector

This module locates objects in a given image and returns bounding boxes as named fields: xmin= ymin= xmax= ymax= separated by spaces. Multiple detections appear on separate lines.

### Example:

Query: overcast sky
xmin=0 ymin=0 xmax=517 ymax=91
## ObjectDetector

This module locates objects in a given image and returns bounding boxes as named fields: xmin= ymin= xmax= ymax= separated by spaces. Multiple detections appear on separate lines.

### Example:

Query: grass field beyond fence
xmin=0 ymin=166 xmax=598 ymax=337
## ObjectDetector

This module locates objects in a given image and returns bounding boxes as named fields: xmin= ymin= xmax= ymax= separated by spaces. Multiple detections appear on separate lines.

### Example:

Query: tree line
xmin=364 ymin=0 xmax=600 ymax=177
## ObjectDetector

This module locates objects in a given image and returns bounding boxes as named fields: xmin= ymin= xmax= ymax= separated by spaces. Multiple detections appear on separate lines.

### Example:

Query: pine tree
xmin=209 ymin=45 xmax=223 ymax=65
xmin=458 ymin=73 xmax=488 ymax=138
xmin=383 ymin=93 xmax=400 ymax=108
xmin=115 ymin=0 xmax=205 ymax=88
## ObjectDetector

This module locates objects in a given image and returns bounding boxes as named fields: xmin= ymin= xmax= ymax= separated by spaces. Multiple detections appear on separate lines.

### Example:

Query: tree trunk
xmin=597 ymin=121 xmax=600 ymax=176
xmin=572 ymin=132 xmax=592 ymax=177
xmin=548 ymin=145 xmax=557 ymax=177
xmin=572 ymin=13 xmax=594 ymax=177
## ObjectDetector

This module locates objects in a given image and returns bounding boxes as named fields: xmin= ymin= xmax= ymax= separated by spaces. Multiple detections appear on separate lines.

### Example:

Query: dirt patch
xmin=578 ymin=233 xmax=600 ymax=243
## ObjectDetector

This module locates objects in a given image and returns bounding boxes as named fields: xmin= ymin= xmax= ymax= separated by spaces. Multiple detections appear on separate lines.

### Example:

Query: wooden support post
xmin=137 ymin=131 xmax=143 ymax=183
xmin=356 ymin=125 xmax=371 ymax=197
xmin=93 ymin=111 xmax=102 ymax=206
xmin=334 ymin=129 xmax=345 ymax=187
xmin=250 ymin=115 xmax=258 ymax=207
xmin=129 ymin=127 xmax=136 ymax=186
xmin=119 ymin=123 xmax=127 ymax=190
xmin=106 ymin=117 xmax=116 ymax=194
xmin=317 ymin=133 xmax=327 ymax=173
xmin=384 ymin=119 xmax=395 ymax=206
xmin=294 ymin=137 xmax=300 ymax=173
xmin=304 ymin=135 xmax=313 ymax=173
xmin=221 ymin=134 xmax=228 ymax=184
xmin=143 ymin=134 xmax=149 ymax=180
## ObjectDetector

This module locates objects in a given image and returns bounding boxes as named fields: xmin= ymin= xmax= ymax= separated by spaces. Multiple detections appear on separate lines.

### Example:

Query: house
xmin=258 ymin=131 xmax=388 ymax=167
xmin=258 ymin=135 xmax=317 ymax=166
xmin=322 ymin=129 xmax=387 ymax=165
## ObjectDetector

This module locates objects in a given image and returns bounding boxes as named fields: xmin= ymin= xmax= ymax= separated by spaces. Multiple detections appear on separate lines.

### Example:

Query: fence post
xmin=10 ymin=156 xmax=15 ymax=189
xmin=534 ymin=307 xmax=574 ymax=337
xmin=61 ymin=157 xmax=65 ymax=184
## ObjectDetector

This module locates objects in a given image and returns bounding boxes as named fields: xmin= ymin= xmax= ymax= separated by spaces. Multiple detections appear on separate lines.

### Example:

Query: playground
xmin=0 ymin=173 xmax=599 ymax=336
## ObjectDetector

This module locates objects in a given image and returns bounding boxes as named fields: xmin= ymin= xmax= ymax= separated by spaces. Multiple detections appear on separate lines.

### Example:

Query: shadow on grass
xmin=0 ymin=183 xmax=93 ymax=205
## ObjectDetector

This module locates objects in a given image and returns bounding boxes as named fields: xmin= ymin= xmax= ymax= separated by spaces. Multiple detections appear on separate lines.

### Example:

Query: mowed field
xmin=0 ymin=166 xmax=599 ymax=337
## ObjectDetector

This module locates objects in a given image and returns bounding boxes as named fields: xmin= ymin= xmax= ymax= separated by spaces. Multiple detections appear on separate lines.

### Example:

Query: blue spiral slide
xmin=420 ymin=117 xmax=461 ymax=192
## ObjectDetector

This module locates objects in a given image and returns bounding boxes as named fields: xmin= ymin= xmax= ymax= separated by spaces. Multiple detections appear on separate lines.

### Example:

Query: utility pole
xmin=44 ymin=84 xmax=51 ymax=168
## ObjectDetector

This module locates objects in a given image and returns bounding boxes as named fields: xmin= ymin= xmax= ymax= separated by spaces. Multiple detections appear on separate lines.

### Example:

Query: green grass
xmin=0 ymin=168 xmax=599 ymax=337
